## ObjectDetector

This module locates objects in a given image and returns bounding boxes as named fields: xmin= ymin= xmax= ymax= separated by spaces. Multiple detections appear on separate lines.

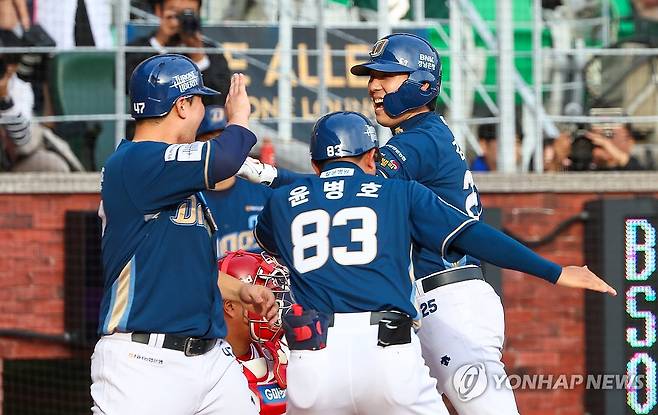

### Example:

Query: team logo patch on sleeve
xmin=380 ymin=156 xmax=399 ymax=171
xmin=164 ymin=142 xmax=204 ymax=162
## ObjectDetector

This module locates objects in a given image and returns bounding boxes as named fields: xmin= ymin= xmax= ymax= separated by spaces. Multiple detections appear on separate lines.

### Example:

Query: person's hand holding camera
xmin=180 ymin=31 xmax=205 ymax=64
xmin=585 ymin=130 xmax=630 ymax=168
xmin=154 ymin=3 xmax=205 ymax=64
xmin=177 ymin=10 xmax=205 ymax=64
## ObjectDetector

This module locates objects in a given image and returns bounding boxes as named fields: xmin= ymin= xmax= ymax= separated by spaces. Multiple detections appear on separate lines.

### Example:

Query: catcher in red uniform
xmin=219 ymin=250 xmax=292 ymax=415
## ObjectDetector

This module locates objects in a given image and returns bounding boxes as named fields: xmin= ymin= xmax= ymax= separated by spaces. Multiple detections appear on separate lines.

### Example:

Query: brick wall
xmin=0 ymin=191 xmax=649 ymax=413
xmin=485 ymin=193 xmax=590 ymax=415
xmin=0 ymin=194 xmax=100 ymax=360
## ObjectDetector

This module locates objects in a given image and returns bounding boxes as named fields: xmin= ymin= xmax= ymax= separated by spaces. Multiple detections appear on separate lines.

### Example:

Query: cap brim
xmin=350 ymin=61 xmax=413 ymax=76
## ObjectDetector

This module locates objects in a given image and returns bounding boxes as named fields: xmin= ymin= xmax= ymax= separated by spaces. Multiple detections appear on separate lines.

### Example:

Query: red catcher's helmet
xmin=219 ymin=250 xmax=292 ymax=343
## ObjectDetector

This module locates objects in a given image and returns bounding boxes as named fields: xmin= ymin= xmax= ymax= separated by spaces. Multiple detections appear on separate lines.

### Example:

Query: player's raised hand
xmin=239 ymin=283 xmax=280 ymax=325
xmin=556 ymin=266 xmax=617 ymax=296
xmin=225 ymin=73 xmax=251 ymax=129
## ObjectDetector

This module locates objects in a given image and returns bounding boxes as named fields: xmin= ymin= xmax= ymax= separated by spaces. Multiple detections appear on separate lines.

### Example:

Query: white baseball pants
xmin=286 ymin=312 xmax=450 ymax=415
xmin=416 ymin=278 xmax=521 ymax=415
xmin=90 ymin=333 xmax=258 ymax=415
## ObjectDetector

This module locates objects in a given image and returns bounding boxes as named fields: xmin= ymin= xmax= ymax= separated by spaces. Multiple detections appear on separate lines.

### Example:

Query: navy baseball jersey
xmin=203 ymin=177 xmax=272 ymax=258
xmin=254 ymin=161 xmax=476 ymax=317
xmin=99 ymin=128 xmax=255 ymax=339
xmin=377 ymin=112 xmax=483 ymax=279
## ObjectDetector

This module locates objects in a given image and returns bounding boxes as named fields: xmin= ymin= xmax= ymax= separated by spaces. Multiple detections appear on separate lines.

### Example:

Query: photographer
xmin=569 ymin=123 xmax=644 ymax=171
xmin=126 ymin=0 xmax=230 ymax=105
xmin=587 ymin=125 xmax=644 ymax=170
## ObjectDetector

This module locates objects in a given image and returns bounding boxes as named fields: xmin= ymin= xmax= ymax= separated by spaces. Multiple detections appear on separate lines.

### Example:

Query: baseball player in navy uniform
xmin=195 ymin=106 xmax=273 ymax=258
xmin=92 ymin=54 xmax=279 ymax=415
xmin=252 ymin=111 xmax=615 ymax=415
xmin=238 ymin=34 xmax=617 ymax=414
xmin=197 ymin=104 xmax=228 ymax=141
xmin=347 ymin=34 xmax=513 ymax=413
xmin=219 ymin=250 xmax=291 ymax=415
xmin=205 ymin=177 xmax=272 ymax=257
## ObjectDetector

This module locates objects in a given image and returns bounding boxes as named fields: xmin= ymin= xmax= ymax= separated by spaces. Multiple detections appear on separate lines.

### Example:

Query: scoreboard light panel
xmin=585 ymin=199 xmax=657 ymax=415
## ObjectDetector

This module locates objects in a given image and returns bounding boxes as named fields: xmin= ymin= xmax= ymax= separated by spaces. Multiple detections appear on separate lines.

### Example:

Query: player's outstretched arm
xmin=556 ymin=266 xmax=617 ymax=295
xmin=218 ymin=271 xmax=279 ymax=324
xmin=238 ymin=157 xmax=310 ymax=188
xmin=449 ymin=222 xmax=617 ymax=296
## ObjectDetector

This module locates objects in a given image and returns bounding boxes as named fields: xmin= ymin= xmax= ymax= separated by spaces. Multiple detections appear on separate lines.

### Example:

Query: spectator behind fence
xmin=470 ymin=123 xmax=497 ymax=172
xmin=126 ymin=0 xmax=230 ymax=105
xmin=543 ymin=132 xmax=572 ymax=172
xmin=33 ymin=0 xmax=112 ymax=48
xmin=470 ymin=123 xmax=523 ymax=172
xmin=0 ymin=32 xmax=82 ymax=172
xmin=0 ymin=0 xmax=30 ymax=34
xmin=568 ymin=123 xmax=645 ymax=171
xmin=0 ymin=0 xmax=52 ymax=117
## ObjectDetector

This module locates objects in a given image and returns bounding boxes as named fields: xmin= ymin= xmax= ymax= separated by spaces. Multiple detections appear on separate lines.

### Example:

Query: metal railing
xmin=0 ymin=0 xmax=655 ymax=172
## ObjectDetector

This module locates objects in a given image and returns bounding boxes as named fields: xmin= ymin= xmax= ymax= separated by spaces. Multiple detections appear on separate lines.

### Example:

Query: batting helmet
xmin=350 ymin=33 xmax=442 ymax=117
xmin=219 ymin=250 xmax=292 ymax=343
xmin=129 ymin=53 xmax=219 ymax=119
xmin=197 ymin=105 xmax=227 ymax=137
xmin=310 ymin=111 xmax=379 ymax=161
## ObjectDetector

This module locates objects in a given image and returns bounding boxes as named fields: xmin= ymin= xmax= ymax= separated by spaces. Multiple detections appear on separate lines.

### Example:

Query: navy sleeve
xmin=271 ymin=167 xmax=311 ymax=188
xmin=122 ymin=141 xmax=211 ymax=212
xmin=409 ymin=181 xmax=477 ymax=255
xmin=207 ymin=125 xmax=257 ymax=185
xmin=122 ymin=126 xmax=255 ymax=213
xmin=254 ymin=198 xmax=279 ymax=255
xmin=376 ymin=139 xmax=422 ymax=180
xmin=450 ymin=222 xmax=563 ymax=284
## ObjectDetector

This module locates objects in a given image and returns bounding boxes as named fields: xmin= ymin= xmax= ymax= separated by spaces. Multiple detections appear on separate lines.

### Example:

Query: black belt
xmin=420 ymin=266 xmax=485 ymax=293
xmin=131 ymin=333 xmax=217 ymax=357
xmin=327 ymin=310 xmax=408 ymax=327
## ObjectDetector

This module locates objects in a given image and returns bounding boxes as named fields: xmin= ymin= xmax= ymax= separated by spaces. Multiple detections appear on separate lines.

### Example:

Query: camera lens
xmin=569 ymin=130 xmax=594 ymax=171
xmin=177 ymin=9 xmax=201 ymax=35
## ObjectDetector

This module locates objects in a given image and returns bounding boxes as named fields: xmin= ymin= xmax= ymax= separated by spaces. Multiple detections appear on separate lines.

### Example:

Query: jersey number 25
xmin=290 ymin=207 xmax=377 ymax=273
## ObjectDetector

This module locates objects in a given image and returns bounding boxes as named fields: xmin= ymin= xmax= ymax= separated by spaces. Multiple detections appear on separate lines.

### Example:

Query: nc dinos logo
xmin=453 ymin=363 xmax=488 ymax=402
xmin=370 ymin=38 xmax=388 ymax=57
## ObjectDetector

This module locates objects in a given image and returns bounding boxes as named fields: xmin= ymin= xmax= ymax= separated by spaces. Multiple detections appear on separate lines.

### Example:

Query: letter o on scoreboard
xmin=585 ymin=198 xmax=657 ymax=415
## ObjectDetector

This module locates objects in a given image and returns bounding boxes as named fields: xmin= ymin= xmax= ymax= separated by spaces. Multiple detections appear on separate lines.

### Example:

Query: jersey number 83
xmin=291 ymin=207 xmax=377 ymax=273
